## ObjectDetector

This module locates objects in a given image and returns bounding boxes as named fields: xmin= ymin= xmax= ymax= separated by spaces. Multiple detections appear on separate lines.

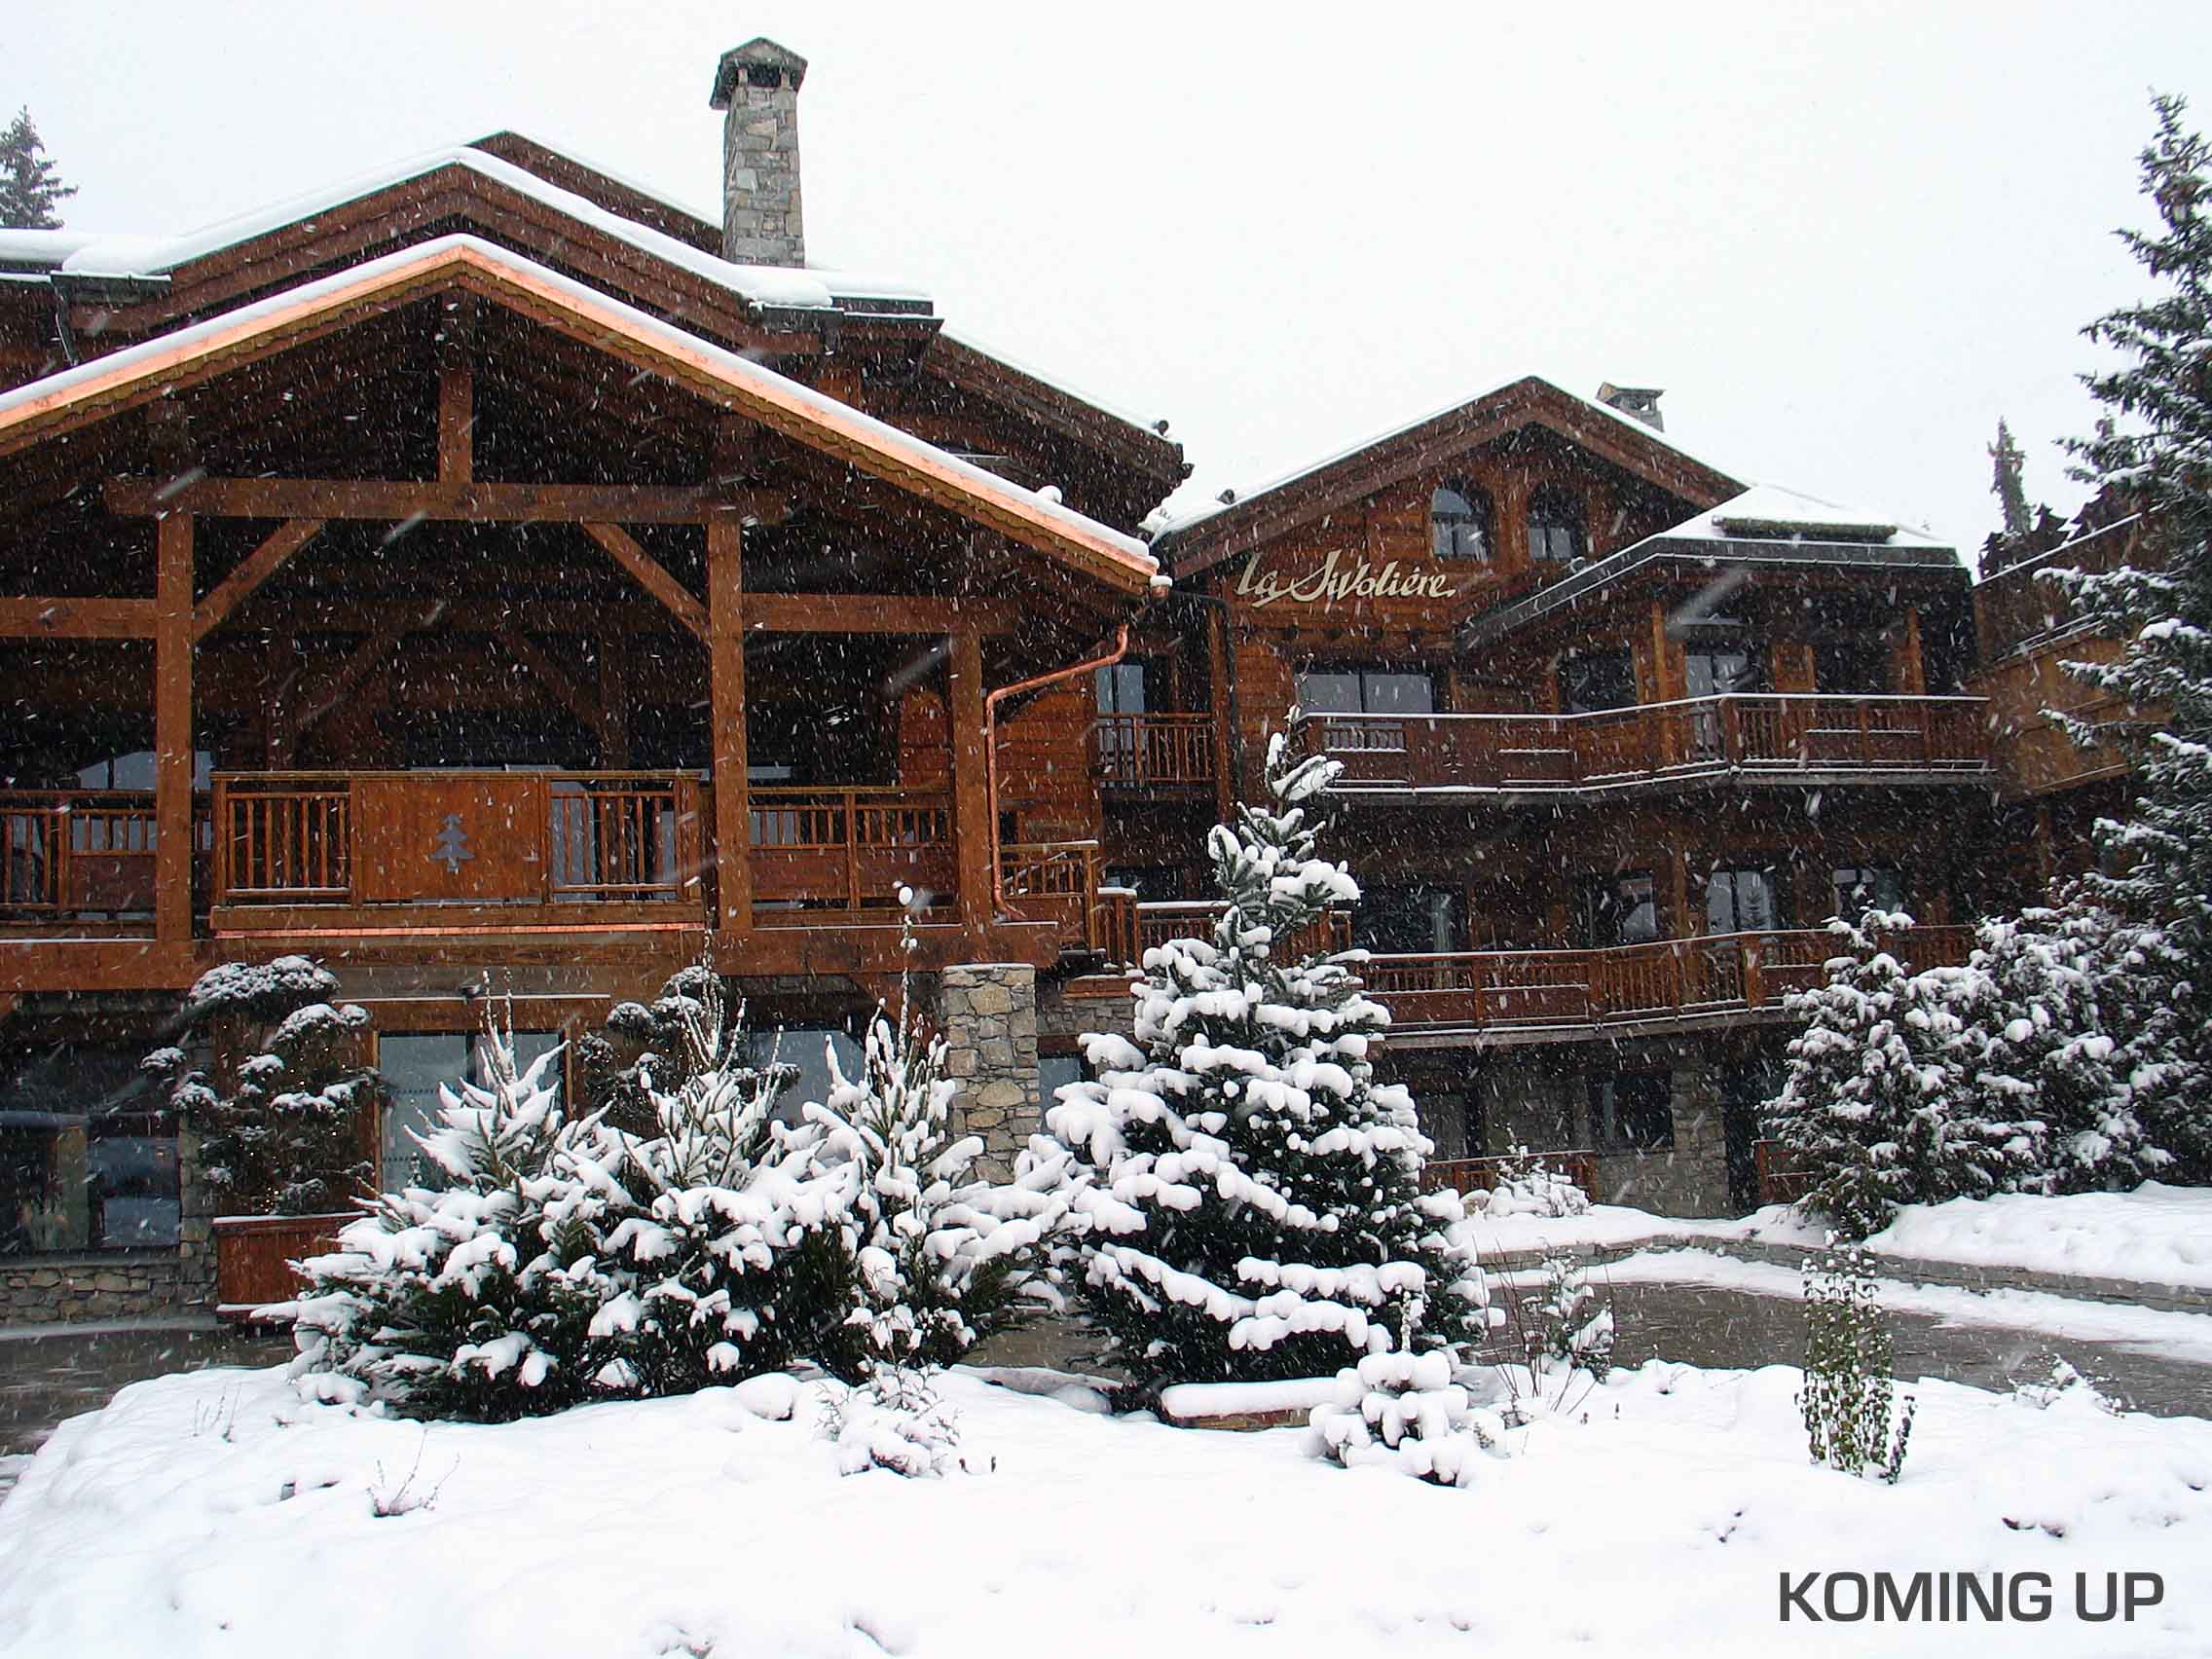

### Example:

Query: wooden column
xmin=154 ymin=514 xmax=195 ymax=947
xmin=1891 ymin=607 xmax=1927 ymax=694
xmin=1665 ymin=843 xmax=1693 ymax=940
xmin=1204 ymin=604 xmax=1236 ymax=823
xmin=948 ymin=629 xmax=993 ymax=929
xmin=707 ymin=517 xmax=751 ymax=934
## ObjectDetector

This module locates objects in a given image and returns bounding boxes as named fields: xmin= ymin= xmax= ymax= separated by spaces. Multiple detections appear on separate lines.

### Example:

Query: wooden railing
xmin=1420 ymin=1150 xmax=1601 ymax=1202
xmin=1001 ymin=839 xmax=1105 ymax=947
xmin=750 ymin=786 xmax=953 ymax=913
xmin=1364 ymin=924 xmax=1974 ymax=1033
xmin=211 ymin=771 xmax=701 ymax=910
xmin=1752 ymin=1138 xmax=1815 ymax=1206
xmin=1295 ymin=694 xmax=1991 ymax=793
xmin=1 ymin=790 xmax=163 ymax=916
xmin=1090 ymin=713 xmax=1217 ymax=788
xmin=1096 ymin=900 xmax=1356 ymax=967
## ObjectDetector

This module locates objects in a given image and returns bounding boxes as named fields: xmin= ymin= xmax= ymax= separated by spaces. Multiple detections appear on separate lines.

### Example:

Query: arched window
xmin=1529 ymin=485 xmax=1585 ymax=564
xmin=1429 ymin=479 xmax=1493 ymax=561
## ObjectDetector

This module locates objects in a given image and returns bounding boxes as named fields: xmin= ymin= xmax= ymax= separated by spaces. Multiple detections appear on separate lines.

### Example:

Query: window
xmin=1831 ymin=863 xmax=1904 ymax=923
xmin=1577 ymin=870 xmax=1659 ymax=947
xmin=1295 ymin=668 xmax=1436 ymax=717
xmin=1430 ymin=480 xmax=1493 ymax=561
xmin=1705 ymin=863 xmax=1785 ymax=934
xmin=1355 ymin=885 xmax=1460 ymax=955
xmin=1105 ymin=866 xmax=1183 ymax=902
xmin=1 ymin=1042 xmax=178 ymax=1255
xmin=1592 ymin=1071 xmax=1674 ymax=1152
xmin=1038 ymin=1051 xmax=1088 ymax=1114
xmin=378 ymin=1031 xmax=564 ymax=1191
xmin=1529 ymin=485 xmax=1585 ymax=564
xmin=1683 ymin=646 xmax=1765 ymax=698
xmin=1560 ymin=650 xmax=1635 ymax=714
xmin=76 ymin=750 xmax=215 ymax=791
xmin=1094 ymin=662 xmax=1148 ymax=717
xmin=751 ymin=1027 xmax=864 ymax=1127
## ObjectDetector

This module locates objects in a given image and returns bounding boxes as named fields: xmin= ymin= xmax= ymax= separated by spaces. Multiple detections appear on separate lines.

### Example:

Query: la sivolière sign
xmin=1234 ymin=547 xmax=1459 ymax=611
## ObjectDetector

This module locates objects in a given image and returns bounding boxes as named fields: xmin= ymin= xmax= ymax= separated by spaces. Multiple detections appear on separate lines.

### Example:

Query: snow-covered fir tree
xmin=2054 ymin=92 xmax=2212 ymax=1181
xmin=0 ymin=108 xmax=75 ymax=230
xmin=805 ymin=926 xmax=1080 ymax=1382
xmin=1764 ymin=915 xmax=2038 ymax=1238
xmin=1968 ymin=903 xmax=2162 ymax=1193
xmin=145 ymin=956 xmax=378 ymax=1217
xmin=1047 ymin=733 xmax=1490 ymax=1390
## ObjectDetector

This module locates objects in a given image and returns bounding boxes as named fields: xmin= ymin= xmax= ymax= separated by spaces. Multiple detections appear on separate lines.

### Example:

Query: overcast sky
xmin=16 ymin=2 xmax=2211 ymax=562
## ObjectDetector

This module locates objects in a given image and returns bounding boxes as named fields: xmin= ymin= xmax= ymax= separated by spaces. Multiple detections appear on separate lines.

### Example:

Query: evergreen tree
xmin=2057 ymin=92 xmax=2212 ymax=1180
xmin=1046 ymin=734 xmax=1490 ymax=1392
xmin=1990 ymin=418 xmax=2032 ymax=538
xmin=145 ymin=956 xmax=379 ymax=1216
xmin=0 ymin=108 xmax=76 ymax=230
xmin=1764 ymin=916 xmax=2037 ymax=1238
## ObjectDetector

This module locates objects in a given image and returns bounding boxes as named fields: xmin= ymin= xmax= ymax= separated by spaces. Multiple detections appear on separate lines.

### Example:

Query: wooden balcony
xmin=1295 ymin=694 xmax=1992 ymax=797
xmin=1087 ymin=894 xmax=1356 ymax=969
xmin=1364 ymin=924 xmax=1973 ymax=1038
xmin=749 ymin=786 xmax=952 ymax=918
xmin=1089 ymin=713 xmax=1217 ymax=789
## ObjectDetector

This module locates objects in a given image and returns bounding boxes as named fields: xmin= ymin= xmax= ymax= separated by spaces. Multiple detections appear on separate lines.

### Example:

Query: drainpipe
xmin=983 ymin=623 xmax=1129 ymax=916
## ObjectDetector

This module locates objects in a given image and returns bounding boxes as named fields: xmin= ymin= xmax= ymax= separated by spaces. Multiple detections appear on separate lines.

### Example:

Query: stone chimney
xmin=1596 ymin=382 xmax=1665 ymax=432
xmin=709 ymin=37 xmax=807 ymax=267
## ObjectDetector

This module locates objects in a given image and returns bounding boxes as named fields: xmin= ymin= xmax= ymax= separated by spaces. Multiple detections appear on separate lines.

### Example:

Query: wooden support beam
xmin=292 ymin=621 xmax=407 ymax=739
xmin=106 ymin=475 xmax=781 ymax=526
xmin=740 ymin=593 xmax=1024 ymax=636
xmin=948 ymin=629 xmax=992 ymax=928
xmin=707 ymin=518 xmax=752 ymax=934
xmin=496 ymin=623 xmax=602 ymax=732
xmin=437 ymin=298 xmax=476 ymax=485
xmin=0 ymin=597 xmax=159 ymax=639
xmin=154 ymin=514 xmax=194 ymax=948
xmin=190 ymin=518 xmax=325 ymax=642
xmin=581 ymin=522 xmax=710 ymax=641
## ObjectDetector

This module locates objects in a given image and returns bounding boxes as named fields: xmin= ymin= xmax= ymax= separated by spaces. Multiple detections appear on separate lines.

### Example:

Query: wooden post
xmin=1891 ymin=607 xmax=1927 ymax=695
xmin=707 ymin=517 xmax=750 ymax=934
xmin=1204 ymin=605 xmax=1235 ymax=825
xmin=155 ymin=513 xmax=195 ymax=948
xmin=948 ymin=629 xmax=992 ymax=929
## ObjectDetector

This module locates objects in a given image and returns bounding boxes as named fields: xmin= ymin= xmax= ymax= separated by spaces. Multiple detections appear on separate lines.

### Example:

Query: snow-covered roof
xmin=1459 ymin=483 xmax=1963 ymax=647
xmin=1154 ymin=374 xmax=1741 ymax=542
xmin=0 ymin=234 xmax=1159 ymax=593
xmin=17 ymin=145 xmax=934 ymax=315
xmin=0 ymin=230 xmax=101 ymax=272
xmin=1662 ymin=483 xmax=1949 ymax=550
xmin=932 ymin=322 xmax=1169 ymax=445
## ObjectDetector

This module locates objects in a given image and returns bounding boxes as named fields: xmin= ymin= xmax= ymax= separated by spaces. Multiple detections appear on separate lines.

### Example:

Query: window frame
xmin=1429 ymin=478 xmax=1494 ymax=563
xmin=1528 ymin=484 xmax=1587 ymax=564
xmin=1592 ymin=1070 xmax=1675 ymax=1153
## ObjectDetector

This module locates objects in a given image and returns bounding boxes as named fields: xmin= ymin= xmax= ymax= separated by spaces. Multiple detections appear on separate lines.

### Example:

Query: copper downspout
xmin=983 ymin=623 xmax=1130 ymax=917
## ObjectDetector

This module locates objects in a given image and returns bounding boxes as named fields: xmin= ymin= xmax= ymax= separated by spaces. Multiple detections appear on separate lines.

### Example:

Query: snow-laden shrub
xmin=2011 ymin=1356 xmax=2121 ymax=1416
xmin=804 ymin=988 xmax=1079 ymax=1382
xmin=146 ymin=956 xmax=380 ymax=1216
xmin=1046 ymin=732 xmax=1492 ymax=1392
xmin=1514 ymin=1252 xmax=1614 ymax=1382
xmin=1798 ymin=1238 xmax=1914 ymax=1484
xmin=1762 ymin=913 xmax=2041 ymax=1239
xmin=1308 ymin=1350 xmax=1507 ymax=1488
xmin=1481 ymin=1146 xmax=1592 ymax=1219
xmin=818 ymin=1366 xmax=966 ymax=1478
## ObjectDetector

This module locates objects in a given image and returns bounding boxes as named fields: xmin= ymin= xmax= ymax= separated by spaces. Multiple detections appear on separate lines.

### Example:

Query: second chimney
xmin=1596 ymin=382 xmax=1665 ymax=432
xmin=710 ymin=37 xmax=807 ymax=267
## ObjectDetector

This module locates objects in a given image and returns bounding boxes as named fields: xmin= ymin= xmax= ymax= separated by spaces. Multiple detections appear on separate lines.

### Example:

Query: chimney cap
xmin=710 ymin=37 xmax=809 ymax=107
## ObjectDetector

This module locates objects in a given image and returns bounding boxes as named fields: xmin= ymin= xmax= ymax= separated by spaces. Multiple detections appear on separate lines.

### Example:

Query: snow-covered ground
xmin=2 ymin=1362 xmax=2206 ymax=1657
xmin=1469 ymin=1182 xmax=2212 ymax=1292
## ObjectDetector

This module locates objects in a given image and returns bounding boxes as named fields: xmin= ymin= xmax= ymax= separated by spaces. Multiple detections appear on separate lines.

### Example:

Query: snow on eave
xmin=0 ymin=235 xmax=1156 ymax=590
xmin=0 ymin=230 xmax=100 ymax=272
xmin=1153 ymin=373 xmax=1742 ymax=545
xmin=932 ymin=322 xmax=1175 ymax=453
xmin=44 ymin=145 xmax=935 ymax=316
xmin=1657 ymin=484 xmax=1954 ymax=551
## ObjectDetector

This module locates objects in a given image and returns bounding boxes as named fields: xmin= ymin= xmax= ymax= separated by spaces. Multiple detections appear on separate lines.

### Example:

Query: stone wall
xmin=719 ymin=75 xmax=803 ymax=266
xmin=1 ymin=1253 xmax=181 ymax=1325
xmin=937 ymin=964 xmax=1041 ymax=1181
xmin=176 ymin=1120 xmax=217 ymax=1308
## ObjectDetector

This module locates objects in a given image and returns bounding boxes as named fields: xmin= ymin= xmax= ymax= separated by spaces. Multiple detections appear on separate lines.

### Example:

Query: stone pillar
xmin=175 ymin=1119 xmax=218 ymax=1308
xmin=938 ymin=964 xmax=1040 ymax=1181
xmin=709 ymin=39 xmax=807 ymax=267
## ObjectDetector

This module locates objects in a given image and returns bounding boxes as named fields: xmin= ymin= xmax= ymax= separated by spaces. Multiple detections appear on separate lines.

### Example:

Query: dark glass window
xmin=379 ymin=1030 xmax=564 ymax=1191
xmin=1094 ymin=662 xmax=1148 ymax=716
xmin=1 ymin=1041 xmax=178 ymax=1254
xmin=1705 ymin=863 xmax=1786 ymax=934
xmin=1560 ymin=651 xmax=1636 ymax=714
xmin=1831 ymin=864 xmax=1905 ymax=923
xmin=1296 ymin=668 xmax=1436 ymax=717
xmin=1104 ymin=866 xmax=1183 ymax=902
xmin=1430 ymin=480 xmax=1493 ymax=561
xmin=1038 ymin=1051 xmax=1088 ymax=1113
xmin=1593 ymin=1071 xmax=1674 ymax=1152
xmin=1529 ymin=485 xmax=1586 ymax=563
xmin=1578 ymin=870 xmax=1659 ymax=947
xmin=1815 ymin=637 xmax=1889 ymax=695
xmin=1683 ymin=646 xmax=1765 ymax=697
xmin=1355 ymin=885 xmax=1460 ymax=955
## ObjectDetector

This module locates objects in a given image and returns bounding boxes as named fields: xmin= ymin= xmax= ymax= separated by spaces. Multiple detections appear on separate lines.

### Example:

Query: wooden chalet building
xmin=0 ymin=37 xmax=2122 ymax=1322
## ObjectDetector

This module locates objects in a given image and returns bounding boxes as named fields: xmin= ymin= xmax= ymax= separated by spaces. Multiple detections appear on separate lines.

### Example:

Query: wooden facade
xmin=0 ymin=66 xmax=2150 ymax=1262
